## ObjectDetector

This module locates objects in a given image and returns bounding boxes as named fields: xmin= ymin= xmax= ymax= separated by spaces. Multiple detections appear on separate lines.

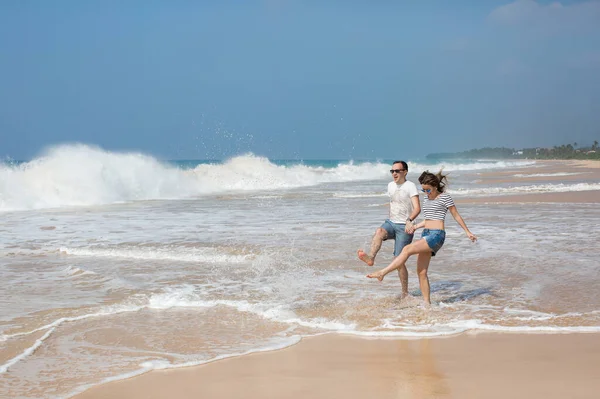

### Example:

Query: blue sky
xmin=1 ymin=0 xmax=599 ymax=160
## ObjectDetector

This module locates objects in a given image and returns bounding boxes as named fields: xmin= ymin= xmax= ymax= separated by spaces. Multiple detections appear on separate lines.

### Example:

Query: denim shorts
xmin=421 ymin=229 xmax=446 ymax=256
xmin=381 ymin=219 xmax=414 ymax=256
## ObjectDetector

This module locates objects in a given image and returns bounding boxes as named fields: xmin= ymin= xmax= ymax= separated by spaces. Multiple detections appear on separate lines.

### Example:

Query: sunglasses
xmin=421 ymin=188 xmax=432 ymax=193
xmin=389 ymin=169 xmax=406 ymax=174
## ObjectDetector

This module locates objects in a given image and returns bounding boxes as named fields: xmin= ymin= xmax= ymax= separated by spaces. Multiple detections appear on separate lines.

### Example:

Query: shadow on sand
xmin=409 ymin=280 xmax=495 ymax=303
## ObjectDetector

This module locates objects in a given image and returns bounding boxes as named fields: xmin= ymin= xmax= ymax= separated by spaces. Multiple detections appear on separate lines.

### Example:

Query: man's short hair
xmin=392 ymin=160 xmax=408 ymax=171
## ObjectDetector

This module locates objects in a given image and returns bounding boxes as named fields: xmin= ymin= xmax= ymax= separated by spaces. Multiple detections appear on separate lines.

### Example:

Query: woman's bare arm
xmin=448 ymin=206 xmax=477 ymax=242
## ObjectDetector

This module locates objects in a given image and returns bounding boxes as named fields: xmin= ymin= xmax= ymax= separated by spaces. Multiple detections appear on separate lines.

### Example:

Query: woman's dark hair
xmin=418 ymin=169 xmax=448 ymax=193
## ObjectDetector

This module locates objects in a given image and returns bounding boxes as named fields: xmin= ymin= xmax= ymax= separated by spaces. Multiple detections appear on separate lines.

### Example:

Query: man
xmin=357 ymin=160 xmax=420 ymax=297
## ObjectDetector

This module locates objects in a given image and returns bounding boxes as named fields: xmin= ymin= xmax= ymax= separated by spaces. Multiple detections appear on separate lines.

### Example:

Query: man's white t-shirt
xmin=387 ymin=180 xmax=419 ymax=223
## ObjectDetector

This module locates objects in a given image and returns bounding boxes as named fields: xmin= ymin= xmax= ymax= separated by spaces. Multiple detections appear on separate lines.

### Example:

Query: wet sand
xmin=74 ymin=159 xmax=600 ymax=399
xmin=456 ymin=159 xmax=600 ymax=203
xmin=75 ymin=332 xmax=600 ymax=399
xmin=457 ymin=190 xmax=600 ymax=204
xmin=472 ymin=159 xmax=600 ymax=184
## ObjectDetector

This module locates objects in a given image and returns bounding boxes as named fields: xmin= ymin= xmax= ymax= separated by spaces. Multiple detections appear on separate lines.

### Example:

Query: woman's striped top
xmin=422 ymin=192 xmax=455 ymax=220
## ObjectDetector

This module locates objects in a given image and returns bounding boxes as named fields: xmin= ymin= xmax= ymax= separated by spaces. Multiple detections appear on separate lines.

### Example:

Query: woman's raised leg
xmin=367 ymin=239 xmax=431 ymax=281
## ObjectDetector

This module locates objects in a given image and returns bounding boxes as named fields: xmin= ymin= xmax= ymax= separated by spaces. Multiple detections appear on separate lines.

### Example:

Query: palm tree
xmin=594 ymin=140 xmax=598 ymax=150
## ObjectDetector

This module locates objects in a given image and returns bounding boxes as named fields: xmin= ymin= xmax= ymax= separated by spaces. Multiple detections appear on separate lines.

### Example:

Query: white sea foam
xmin=0 ymin=287 xmax=335 ymax=377
xmin=409 ymin=160 xmax=536 ymax=172
xmin=3 ymin=147 xmax=599 ymax=399
xmin=0 ymin=145 xmax=197 ymax=211
xmin=0 ymin=328 xmax=56 ymax=373
xmin=0 ymin=303 xmax=147 ymax=374
xmin=61 ymin=313 xmax=594 ymax=399
xmin=339 ymin=320 xmax=600 ymax=337
xmin=333 ymin=192 xmax=387 ymax=198
xmin=334 ymin=181 xmax=600 ymax=201
xmin=59 ymin=317 xmax=600 ymax=399
xmin=3 ymin=282 xmax=598 ymax=391
xmin=0 ymin=144 xmax=536 ymax=211
xmin=59 ymin=246 xmax=252 ymax=264
xmin=143 ymin=288 xmax=600 ymax=335
xmin=513 ymin=172 xmax=584 ymax=177
xmin=0 ymin=303 xmax=145 ymax=342
xmin=62 ymin=266 xmax=96 ymax=276
xmin=145 ymin=289 xmax=357 ymax=331
xmin=451 ymin=182 xmax=600 ymax=196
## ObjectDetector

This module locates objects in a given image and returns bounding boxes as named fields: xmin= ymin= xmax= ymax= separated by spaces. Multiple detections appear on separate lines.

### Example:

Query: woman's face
xmin=421 ymin=184 xmax=436 ymax=199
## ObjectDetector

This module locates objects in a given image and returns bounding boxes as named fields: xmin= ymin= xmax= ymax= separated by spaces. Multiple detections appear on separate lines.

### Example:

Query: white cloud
xmin=489 ymin=0 xmax=600 ymax=32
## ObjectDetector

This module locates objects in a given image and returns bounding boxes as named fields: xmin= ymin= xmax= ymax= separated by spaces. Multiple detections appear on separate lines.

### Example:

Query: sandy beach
xmin=76 ymin=332 xmax=600 ymax=399
xmin=455 ymin=159 xmax=600 ymax=203
xmin=3 ymin=159 xmax=599 ymax=399
xmin=3 ymin=1 xmax=600 ymax=397
xmin=471 ymin=159 xmax=600 ymax=185
xmin=74 ymin=159 xmax=600 ymax=399
xmin=457 ymin=190 xmax=600 ymax=204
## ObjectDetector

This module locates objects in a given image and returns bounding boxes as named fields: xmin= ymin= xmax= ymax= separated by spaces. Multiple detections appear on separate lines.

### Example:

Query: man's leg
xmin=394 ymin=226 xmax=414 ymax=298
xmin=358 ymin=227 xmax=388 ymax=266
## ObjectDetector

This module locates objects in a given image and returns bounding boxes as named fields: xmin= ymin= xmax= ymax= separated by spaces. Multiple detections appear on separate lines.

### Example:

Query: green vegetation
xmin=426 ymin=141 xmax=600 ymax=160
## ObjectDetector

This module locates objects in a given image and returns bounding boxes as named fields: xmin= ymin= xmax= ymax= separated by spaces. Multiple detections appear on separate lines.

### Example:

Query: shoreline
xmin=4 ymin=159 xmax=599 ymax=398
xmin=73 ymin=158 xmax=600 ymax=399
xmin=454 ymin=159 xmax=600 ymax=203
xmin=456 ymin=190 xmax=600 ymax=204
xmin=75 ymin=331 xmax=600 ymax=399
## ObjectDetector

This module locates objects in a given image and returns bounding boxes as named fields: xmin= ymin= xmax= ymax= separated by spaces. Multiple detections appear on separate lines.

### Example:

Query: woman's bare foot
xmin=357 ymin=249 xmax=374 ymax=266
xmin=366 ymin=271 xmax=385 ymax=281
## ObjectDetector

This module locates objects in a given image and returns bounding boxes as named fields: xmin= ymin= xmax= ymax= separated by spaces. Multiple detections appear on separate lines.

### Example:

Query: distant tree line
xmin=426 ymin=141 xmax=600 ymax=160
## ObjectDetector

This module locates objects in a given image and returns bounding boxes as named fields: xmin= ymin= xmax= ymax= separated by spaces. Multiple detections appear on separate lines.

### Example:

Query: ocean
xmin=1 ymin=144 xmax=599 ymax=398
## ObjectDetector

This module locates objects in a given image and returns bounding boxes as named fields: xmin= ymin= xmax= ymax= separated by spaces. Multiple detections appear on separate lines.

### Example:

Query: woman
xmin=367 ymin=170 xmax=477 ymax=305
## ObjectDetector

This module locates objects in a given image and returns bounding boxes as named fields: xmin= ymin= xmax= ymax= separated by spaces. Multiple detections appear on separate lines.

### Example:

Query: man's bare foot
xmin=366 ymin=271 xmax=385 ymax=281
xmin=357 ymin=249 xmax=374 ymax=266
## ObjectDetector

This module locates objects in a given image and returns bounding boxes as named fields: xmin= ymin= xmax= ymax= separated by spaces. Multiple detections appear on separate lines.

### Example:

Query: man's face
xmin=390 ymin=163 xmax=406 ymax=183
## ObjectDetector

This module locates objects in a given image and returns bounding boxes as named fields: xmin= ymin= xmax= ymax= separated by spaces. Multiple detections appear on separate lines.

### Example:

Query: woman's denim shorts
xmin=421 ymin=229 xmax=446 ymax=256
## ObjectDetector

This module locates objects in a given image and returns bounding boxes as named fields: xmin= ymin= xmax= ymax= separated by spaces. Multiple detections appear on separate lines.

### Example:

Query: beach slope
xmin=76 ymin=332 xmax=600 ymax=399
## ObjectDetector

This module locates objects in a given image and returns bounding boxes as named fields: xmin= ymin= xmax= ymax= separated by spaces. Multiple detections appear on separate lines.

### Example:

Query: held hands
xmin=405 ymin=221 xmax=417 ymax=234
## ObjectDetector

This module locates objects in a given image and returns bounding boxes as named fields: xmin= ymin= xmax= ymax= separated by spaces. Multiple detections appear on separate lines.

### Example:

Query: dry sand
xmin=75 ymin=332 xmax=600 ymax=399
xmin=558 ymin=160 xmax=600 ymax=169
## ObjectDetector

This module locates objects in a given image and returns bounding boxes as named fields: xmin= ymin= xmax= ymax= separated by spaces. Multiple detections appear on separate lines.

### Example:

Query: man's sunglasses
xmin=421 ymin=188 xmax=432 ymax=193
xmin=389 ymin=169 xmax=406 ymax=174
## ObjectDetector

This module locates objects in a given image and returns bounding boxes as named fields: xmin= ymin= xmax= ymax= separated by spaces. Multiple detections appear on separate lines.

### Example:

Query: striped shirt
xmin=422 ymin=192 xmax=455 ymax=220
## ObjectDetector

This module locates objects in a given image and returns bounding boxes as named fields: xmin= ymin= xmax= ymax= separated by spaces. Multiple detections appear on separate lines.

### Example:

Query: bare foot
xmin=366 ymin=271 xmax=385 ymax=281
xmin=357 ymin=249 xmax=374 ymax=266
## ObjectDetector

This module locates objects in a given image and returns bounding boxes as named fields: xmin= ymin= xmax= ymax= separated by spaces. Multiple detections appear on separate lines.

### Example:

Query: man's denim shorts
xmin=381 ymin=219 xmax=414 ymax=256
xmin=421 ymin=229 xmax=446 ymax=256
